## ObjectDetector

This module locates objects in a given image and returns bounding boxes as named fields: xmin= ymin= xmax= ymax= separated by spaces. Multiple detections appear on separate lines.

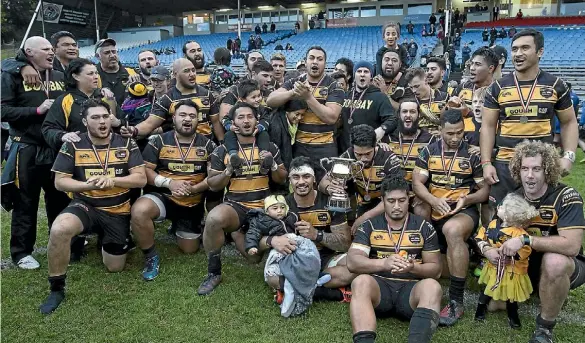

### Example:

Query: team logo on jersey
xmin=78 ymin=152 xmax=91 ymax=159
xmin=196 ymin=148 xmax=206 ymax=157
xmin=540 ymin=87 xmax=553 ymax=98
xmin=376 ymin=169 xmax=386 ymax=178
xmin=409 ymin=233 xmax=421 ymax=244
xmin=319 ymin=88 xmax=328 ymax=96
xmin=373 ymin=234 xmax=384 ymax=241
xmin=201 ymin=98 xmax=210 ymax=106
xmin=458 ymin=160 xmax=470 ymax=170
xmin=317 ymin=213 xmax=329 ymax=222
xmin=539 ymin=209 xmax=554 ymax=221
xmin=115 ymin=149 xmax=127 ymax=159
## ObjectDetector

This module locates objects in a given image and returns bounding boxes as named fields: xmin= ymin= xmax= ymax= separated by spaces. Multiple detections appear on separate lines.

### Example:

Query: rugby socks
xmin=142 ymin=245 xmax=158 ymax=259
xmin=407 ymin=308 xmax=439 ymax=343
xmin=449 ymin=276 xmax=466 ymax=304
xmin=208 ymin=249 xmax=222 ymax=275
xmin=40 ymin=275 xmax=67 ymax=314
xmin=313 ymin=286 xmax=343 ymax=301
xmin=536 ymin=313 xmax=556 ymax=331
xmin=353 ymin=331 xmax=377 ymax=343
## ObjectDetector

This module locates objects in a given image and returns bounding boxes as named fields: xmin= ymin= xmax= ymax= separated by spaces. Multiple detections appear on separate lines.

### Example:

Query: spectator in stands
xmin=429 ymin=13 xmax=437 ymax=26
xmin=50 ymin=31 xmax=78 ymax=73
xmin=330 ymin=71 xmax=348 ymax=92
xmin=407 ymin=21 xmax=414 ymax=35
xmin=437 ymin=25 xmax=445 ymax=41
xmin=255 ymin=24 xmax=262 ymax=35
xmin=296 ymin=60 xmax=306 ymax=73
xmin=508 ymin=26 xmax=517 ymax=38
xmin=255 ymin=35 xmax=264 ymax=50
xmin=454 ymin=8 xmax=460 ymax=22
xmin=376 ymin=22 xmax=410 ymax=76
xmin=429 ymin=23 xmax=436 ymax=36
xmin=95 ymin=38 xmax=138 ymax=105
xmin=542 ymin=7 xmax=548 ymax=16
xmin=462 ymin=43 xmax=472 ymax=69
xmin=285 ymin=43 xmax=293 ymax=50
xmin=309 ymin=17 xmax=315 ymax=30
xmin=489 ymin=27 xmax=498 ymax=46
xmin=498 ymin=27 xmax=507 ymax=39
xmin=408 ymin=39 xmax=418 ymax=66
xmin=421 ymin=43 xmax=429 ymax=57
xmin=335 ymin=57 xmax=355 ymax=86
xmin=248 ymin=35 xmax=256 ymax=52
xmin=234 ymin=36 xmax=242 ymax=56
xmin=493 ymin=5 xmax=499 ymax=21
xmin=270 ymin=22 xmax=276 ymax=33
xmin=295 ymin=21 xmax=300 ymax=33
xmin=210 ymin=48 xmax=236 ymax=95
xmin=421 ymin=25 xmax=428 ymax=37
xmin=516 ymin=9 xmax=523 ymax=19
xmin=482 ymin=28 xmax=489 ymax=42
xmin=226 ymin=37 xmax=233 ymax=51
xmin=274 ymin=44 xmax=284 ymax=50
xmin=262 ymin=22 xmax=268 ymax=34
xmin=136 ymin=49 xmax=159 ymax=86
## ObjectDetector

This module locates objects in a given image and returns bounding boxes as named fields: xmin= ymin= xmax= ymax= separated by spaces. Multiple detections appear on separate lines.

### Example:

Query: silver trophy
xmin=320 ymin=157 xmax=364 ymax=213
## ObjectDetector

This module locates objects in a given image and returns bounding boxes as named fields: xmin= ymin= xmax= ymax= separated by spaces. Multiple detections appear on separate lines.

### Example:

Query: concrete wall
xmin=324 ymin=0 xmax=436 ymax=27
xmin=107 ymin=30 xmax=167 ymax=43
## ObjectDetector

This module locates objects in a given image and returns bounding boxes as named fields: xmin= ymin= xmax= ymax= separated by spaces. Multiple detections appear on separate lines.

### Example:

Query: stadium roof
xmin=99 ymin=0 xmax=325 ymax=14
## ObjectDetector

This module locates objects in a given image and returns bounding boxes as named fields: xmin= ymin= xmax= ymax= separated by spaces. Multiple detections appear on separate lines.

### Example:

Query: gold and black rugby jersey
xmin=483 ymin=70 xmax=573 ymax=162
xmin=282 ymin=74 xmax=344 ymax=147
xmin=210 ymin=142 xmax=283 ymax=209
xmin=451 ymin=80 xmax=476 ymax=107
xmin=340 ymin=147 xmax=402 ymax=206
xmin=352 ymin=213 xmax=439 ymax=281
xmin=418 ymin=89 xmax=448 ymax=131
xmin=285 ymin=191 xmax=348 ymax=256
xmin=150 ymin=85 xmax=217 ymax=138
xmin=436 ymin=82 xmax=454 ymax=95
xmin=415 ymin=140 xmax=483 ymax=221
xmin=463 ymin=116 xmax=481 ymax=146
xmin=52 ymin=133 xmax=144 ymax=215
xmin=196 ymin=72 xmax=210 ymax=87
xmin=142 ymin=131 xmax=216 ymax=207
xmin=382 ymin=130 xmax=438 ymax=185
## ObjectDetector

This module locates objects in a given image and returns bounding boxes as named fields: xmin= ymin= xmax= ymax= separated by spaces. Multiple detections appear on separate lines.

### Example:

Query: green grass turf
xmin=2 ymin=152 xmax=585 ymax=342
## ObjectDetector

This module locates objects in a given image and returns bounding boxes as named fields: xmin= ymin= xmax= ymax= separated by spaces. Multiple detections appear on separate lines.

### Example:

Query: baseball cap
xmin=296 ymin=60 xmax=306 ymax=69
xmin=150 ymin=66 xmax=170 ymax=80
xmin=491 ymin=45 xmax=508 ymax=65
xmin=95 ymin=38 xmax=116 ymax=53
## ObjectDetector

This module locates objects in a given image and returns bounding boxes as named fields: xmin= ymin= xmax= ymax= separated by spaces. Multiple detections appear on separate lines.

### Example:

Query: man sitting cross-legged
xmin=197 ymin=102 xmax=288 ymax=295
xmin=348 ymin=176 xmax=442 ymax=343
xmin=131 ymin=100 xmax=216 ymax=281
xmin=39 ymin=99 xmax=146 ymax=314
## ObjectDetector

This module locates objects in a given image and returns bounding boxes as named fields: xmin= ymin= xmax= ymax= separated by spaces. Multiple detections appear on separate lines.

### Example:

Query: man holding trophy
xmin=285 ymin=157 xmax=354 ymax=302
xmin=319 ymin=125 xmax=403 ymax=218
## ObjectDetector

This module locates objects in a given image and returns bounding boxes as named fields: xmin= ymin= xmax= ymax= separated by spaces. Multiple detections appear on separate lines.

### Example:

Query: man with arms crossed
xmin=348 ymin=176 xmax=442 ymax=343
xmin=40 ymin=99 xmax=146 ymax=314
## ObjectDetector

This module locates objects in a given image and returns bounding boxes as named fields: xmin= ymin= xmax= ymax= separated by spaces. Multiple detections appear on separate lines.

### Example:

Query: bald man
xmin=1 ymin=36 xmax=70 ymax=269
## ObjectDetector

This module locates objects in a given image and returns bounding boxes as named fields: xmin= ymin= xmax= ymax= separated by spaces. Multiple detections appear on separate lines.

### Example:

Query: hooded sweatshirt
xmin=339 ymin=85 xmax=396 ymax=153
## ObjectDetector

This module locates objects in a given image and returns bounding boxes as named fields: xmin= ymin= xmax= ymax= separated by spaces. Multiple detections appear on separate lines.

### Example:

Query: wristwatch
xmin=522 ymin=234 xmax=531 ymax=246
xmin=315 ymin=230 xmax=324 ymax=243
xmin=563 ymin=151 xmax=576 ymax=163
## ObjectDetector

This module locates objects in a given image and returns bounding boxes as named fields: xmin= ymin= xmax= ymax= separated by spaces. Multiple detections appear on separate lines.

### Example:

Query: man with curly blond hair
xmin=499 ymin=140 xmax=585 ymax=343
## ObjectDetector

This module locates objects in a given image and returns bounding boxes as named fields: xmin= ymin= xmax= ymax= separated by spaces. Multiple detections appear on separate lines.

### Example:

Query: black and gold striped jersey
xmin=52 ymin=133 xmax=144 ymax=215
xmin=463 ymin=117 xmax=481 ymax=146
xmin=142 ymin=131 xmax=216 ymax=207
xmin=210 ymin=142 xmax=283 ymax=209
xmin=415 ymin=140 xmax=483 ymax=221
xmin=483 ymin=70 xmax=573 ymax=162
xmin=418 ymin=89 xmax=448 ymax=131
xmin=150 ymin=85 xmax=217 ymax=138
xmin=282 ymin=74 xmax=344 ymax=148
xmin=451 ymin=80 xmax=476 ymax=107
xmin=382 ymin=130 xmax=438 ymax=186
xmin=285 ymin=191 xmax=348 ymax=256
xmin=352 ymin=213 xmax=439 ymax=281
xmin=340 ymin=147 xmax=402 ymax=206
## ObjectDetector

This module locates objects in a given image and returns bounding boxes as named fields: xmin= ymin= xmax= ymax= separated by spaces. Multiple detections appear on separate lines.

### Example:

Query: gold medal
xmin=520 ymin=116 xmax=528 ymax=124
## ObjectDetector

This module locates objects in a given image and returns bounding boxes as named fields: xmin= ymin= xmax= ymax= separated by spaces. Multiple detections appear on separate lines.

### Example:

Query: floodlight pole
xmin=20 ymin=0 xmax=43 ymax=48
xmin=237 ymin=0 xmax=241 ymax=38
xmin=94 ymin=0 xmax=100 ymax=41
xmin=39 ymin=0 xmax=47 ymax=38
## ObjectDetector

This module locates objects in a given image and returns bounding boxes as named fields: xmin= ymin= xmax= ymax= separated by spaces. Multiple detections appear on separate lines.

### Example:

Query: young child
xmin=474 ymin=193 xmax=539 ymax=329
xmin=247 ymin=195 xmax=321 ymax=317
xmin=464 ymin=86 xmax=487 ymax=148
xmin=222 ymin=79 xmax=273 ymax=175
xmin=209 ymin=47 xmax=237 ymax=96
xmin=122 ymin=81 xmax=152 ymax=126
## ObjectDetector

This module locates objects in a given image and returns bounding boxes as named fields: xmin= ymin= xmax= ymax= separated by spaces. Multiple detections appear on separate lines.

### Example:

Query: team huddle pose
xmin=1 ymin=24 xmax=583 ymax=343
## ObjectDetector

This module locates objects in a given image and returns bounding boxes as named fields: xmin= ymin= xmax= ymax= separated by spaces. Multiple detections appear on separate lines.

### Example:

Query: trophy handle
xmin=320 ymin=158 xmax=332 ymax=172
xmin=353 ymin=160 xmax=365 ymax=175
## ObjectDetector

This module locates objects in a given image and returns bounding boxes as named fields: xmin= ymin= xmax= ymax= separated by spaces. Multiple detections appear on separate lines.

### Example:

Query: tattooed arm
xmin=322 ymin=223 xmax=352 ymax=253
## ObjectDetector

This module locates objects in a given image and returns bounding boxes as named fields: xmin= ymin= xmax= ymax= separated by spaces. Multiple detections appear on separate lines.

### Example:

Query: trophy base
xmin=325 ymin=205 xmax=352 ymax=213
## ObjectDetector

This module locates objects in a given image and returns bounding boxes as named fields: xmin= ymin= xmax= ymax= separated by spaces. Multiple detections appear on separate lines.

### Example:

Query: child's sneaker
xmin=229 ymin=152 xmax=244 ymax=176
xmin=274 ymin=289 xmax=284 ymax=305
xmin=316 ymin=273 xmax=332 ymax=287
xmin=259 ymin=153 xmax=274 ymax=175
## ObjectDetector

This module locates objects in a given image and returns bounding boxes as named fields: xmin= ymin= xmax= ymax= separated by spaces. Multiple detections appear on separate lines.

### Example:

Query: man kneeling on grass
xmin=347 ymin=176 xmax=442 ymax=343
xmin=40 ymin=99 xmax=146 ymax=314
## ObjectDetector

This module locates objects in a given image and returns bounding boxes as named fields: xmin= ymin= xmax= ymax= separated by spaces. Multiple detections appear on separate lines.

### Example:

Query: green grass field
xmin=2 ymin=152 xmax=584 ymax=343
